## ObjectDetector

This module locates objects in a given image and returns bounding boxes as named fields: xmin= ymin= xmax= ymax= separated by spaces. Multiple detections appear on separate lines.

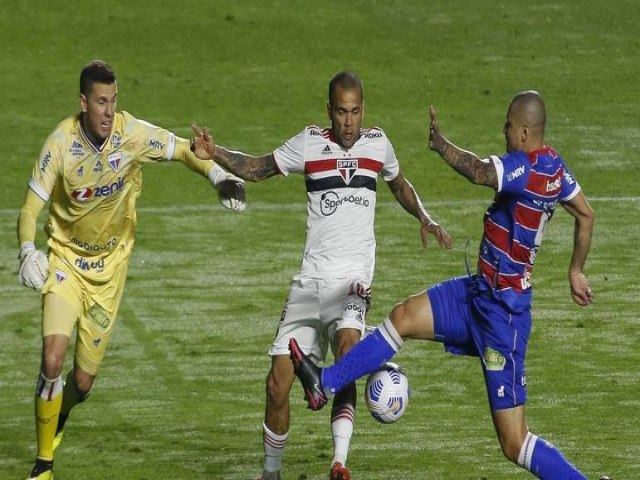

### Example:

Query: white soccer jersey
xmin=273 ymin=126 xmax=400 ymax=280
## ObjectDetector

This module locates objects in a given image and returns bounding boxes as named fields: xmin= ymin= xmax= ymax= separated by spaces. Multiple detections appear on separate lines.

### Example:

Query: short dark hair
xmin=80 ymin=60 xmax=116 ymax=95
xmin=328 ymin=71 xmax=363 ymax=105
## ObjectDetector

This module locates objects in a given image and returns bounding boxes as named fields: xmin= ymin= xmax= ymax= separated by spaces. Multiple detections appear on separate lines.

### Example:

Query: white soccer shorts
xmin=269 ymin=275 xmax=369 ymax=364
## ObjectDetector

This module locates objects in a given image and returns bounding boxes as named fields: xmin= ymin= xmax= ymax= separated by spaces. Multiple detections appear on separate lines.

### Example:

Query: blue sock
xmin=322 ymin=318 xmax=402 ymax=395
xmin=518 ymin=432 xmax=586 ymax=479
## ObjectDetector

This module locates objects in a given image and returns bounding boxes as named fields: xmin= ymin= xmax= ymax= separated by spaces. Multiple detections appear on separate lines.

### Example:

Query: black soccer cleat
xmin=288 ymin=338 xmax=328 ymax=411
xmin=26 ymin=458 xmax=54 ymax=480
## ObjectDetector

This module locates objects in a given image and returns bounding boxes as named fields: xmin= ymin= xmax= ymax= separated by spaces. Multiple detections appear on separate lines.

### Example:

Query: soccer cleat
xmin=329 ymin=462 xmax=350 ymax=480
xmin=288 ymin=338 xmax=328 ymax=411
xmin=26 ymin=458 xmax=54 ymax=480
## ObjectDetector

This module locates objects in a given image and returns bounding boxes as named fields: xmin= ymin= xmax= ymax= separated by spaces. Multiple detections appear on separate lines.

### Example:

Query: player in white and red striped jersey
xmin=191 ymin=71 xmax=452 ymax=480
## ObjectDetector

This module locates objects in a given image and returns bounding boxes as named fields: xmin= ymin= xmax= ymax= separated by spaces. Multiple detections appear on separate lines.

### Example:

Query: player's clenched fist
xmin=18 ymin=242 xmax=49 ymax=291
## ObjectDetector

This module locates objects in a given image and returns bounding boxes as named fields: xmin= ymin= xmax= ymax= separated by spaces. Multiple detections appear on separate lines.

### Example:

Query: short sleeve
xmin=123 ymin=112 xmax=175 ymax=164
xmin=381 ymin=136 xmax=400 ymax=181
xmin=496 ymin=152 xmax=527 ymax=194
xmin=559 ymin=163 xmax=581 ymax=202
xmin=273 ymin=129 xmax=306 ymax=176
xmin=28 ymin=134 xmax=63 ymax=202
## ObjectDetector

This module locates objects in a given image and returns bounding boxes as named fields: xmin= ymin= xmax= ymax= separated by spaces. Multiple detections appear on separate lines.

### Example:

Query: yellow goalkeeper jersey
xmin=29 ymin=111 xmax=177 ymax=284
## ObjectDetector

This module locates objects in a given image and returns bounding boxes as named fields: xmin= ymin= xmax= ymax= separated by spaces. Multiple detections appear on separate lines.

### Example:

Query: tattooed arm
xmin=190 ymin=123 xmax=279 ymax=182
xmin=387 ymin=171 xmax=453 ymax=249
xmin=213 ymin=146 xmax=279 ymax=183
xmin=428 ymin=105 xmax=498 ymax=190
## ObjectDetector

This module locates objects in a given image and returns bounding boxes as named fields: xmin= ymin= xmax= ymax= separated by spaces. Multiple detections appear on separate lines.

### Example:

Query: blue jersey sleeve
xmin=498 ymin=152 xmax=529 ymax=195
xmin=559 ymin=161 xmax=581 ymax=201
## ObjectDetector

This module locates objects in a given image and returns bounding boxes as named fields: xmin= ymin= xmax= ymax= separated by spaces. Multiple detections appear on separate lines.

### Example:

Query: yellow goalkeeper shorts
xmin=41 ymin=251 xmax=129 ymax=375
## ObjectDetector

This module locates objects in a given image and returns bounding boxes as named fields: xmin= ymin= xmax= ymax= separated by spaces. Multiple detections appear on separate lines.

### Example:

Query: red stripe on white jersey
xmin=305 ymin=157 xmax=384 ymax=175
xmin=305 ymin=159 xmax=337 ymax=174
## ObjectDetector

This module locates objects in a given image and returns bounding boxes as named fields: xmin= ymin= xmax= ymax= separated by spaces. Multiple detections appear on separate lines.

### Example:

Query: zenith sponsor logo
xmin=71 ymin=177 xmax=125 ymax=202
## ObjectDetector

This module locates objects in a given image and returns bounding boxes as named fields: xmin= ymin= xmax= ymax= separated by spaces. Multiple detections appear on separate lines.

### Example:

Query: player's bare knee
xmin=41 ymin=352 xmax=65 ymax=378
xmin=73 ymin=374 xmax=95 ymax=397
xmin=498 ymin=434 xmax=523 ymax=463
xmin=389 ymin=301 xmax=410 ymax=335
xmin=335 ymin=329 xmax=360 ymax=358
xmin=265 ymin=369 xmax=292 ymax=408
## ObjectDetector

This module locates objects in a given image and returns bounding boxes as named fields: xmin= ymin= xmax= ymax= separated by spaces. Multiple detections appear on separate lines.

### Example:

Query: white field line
xmin=0 ymin=196 xmax=637 ymax=217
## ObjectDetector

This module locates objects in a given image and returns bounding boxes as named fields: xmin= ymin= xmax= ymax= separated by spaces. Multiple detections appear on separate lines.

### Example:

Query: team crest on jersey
xmin=337 ymin=159 xmax=358 ymax=184
xmin=55 ymin=270 xmax=67 ymax=284
xmin=108 ymin=152 xmax=122 ymax=172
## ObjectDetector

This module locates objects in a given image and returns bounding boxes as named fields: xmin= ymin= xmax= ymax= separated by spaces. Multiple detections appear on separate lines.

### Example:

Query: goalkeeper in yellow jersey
xmin=17 ymin=59 xmax=246 ymax=480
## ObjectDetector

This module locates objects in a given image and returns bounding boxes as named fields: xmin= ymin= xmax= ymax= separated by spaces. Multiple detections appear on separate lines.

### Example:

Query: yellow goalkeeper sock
xmin=35 ymin=372 xmax=64 ymax=461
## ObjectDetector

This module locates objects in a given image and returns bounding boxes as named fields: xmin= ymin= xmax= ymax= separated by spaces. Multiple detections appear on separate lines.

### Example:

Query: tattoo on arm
xmin=440 ymin=142 xmax=498 ymax=189
xmin=213 ymin=147 xmax=278 ymax=182
xmin=388 ymin=174 xmax=433 ymax=224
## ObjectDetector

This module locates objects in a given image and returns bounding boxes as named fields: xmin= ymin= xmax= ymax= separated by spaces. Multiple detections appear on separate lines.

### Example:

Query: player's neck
xmin=79 ymin=113 xmax=109 ymax=150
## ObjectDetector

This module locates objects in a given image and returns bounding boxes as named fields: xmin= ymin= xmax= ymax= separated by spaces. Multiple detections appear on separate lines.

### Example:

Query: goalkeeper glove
xmin=18 ymin=242 xmax=49 ymax=291
xmin=208 ymin=165 xmax=246 ymax=212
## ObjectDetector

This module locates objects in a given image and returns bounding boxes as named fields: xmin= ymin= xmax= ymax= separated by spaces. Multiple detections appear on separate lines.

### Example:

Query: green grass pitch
xmin=1 ymin=0 xmax=638 ymax=478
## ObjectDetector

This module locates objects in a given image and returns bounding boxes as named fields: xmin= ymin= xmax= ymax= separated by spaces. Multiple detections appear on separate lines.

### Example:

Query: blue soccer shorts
xmin=428 ymin=275 xmax=532 ymax=410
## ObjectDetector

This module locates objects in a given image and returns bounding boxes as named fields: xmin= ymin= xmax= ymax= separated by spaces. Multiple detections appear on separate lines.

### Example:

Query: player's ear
xmin=326 ymin=102 xmax=332 ymax=120
xmin=80 ymin=93 xmax=88 ymax=113
xmin=520 ymin=124 xmax=529 ymax=143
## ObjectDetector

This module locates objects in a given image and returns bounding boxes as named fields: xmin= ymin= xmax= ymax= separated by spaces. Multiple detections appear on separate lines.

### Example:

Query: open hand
xmin=420 ymin=221 xmax=453 ymax=249
xmin=190 ymin=123 xmax=216 ymax=160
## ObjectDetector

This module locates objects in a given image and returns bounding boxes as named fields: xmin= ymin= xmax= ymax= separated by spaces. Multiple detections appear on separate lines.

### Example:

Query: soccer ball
xmin=364 ymin=362 xmax=410 ymax=424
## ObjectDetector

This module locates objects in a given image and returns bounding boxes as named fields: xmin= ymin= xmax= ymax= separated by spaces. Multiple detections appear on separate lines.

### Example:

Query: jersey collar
xmin=78 ymin=113 xmax=110 ymax=153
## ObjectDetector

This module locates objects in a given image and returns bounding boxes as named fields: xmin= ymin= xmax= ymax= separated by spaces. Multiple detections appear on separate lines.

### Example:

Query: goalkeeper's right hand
xmin=18 ymin=242 xmax=49 ymax=291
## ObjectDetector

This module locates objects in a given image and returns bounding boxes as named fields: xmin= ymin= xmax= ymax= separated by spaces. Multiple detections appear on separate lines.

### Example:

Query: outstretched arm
xmin=173 ymin=135 xmax=246 ymax=211
xmin=191 ymin=124 xmax=279 ymax=182
xmin=561 ymin=191 xmax=595 ymax=306
xmin=386 ymin=172 xmax=453 ymax=249
xmin=428 ymin=105 xmax=498 ymax=190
